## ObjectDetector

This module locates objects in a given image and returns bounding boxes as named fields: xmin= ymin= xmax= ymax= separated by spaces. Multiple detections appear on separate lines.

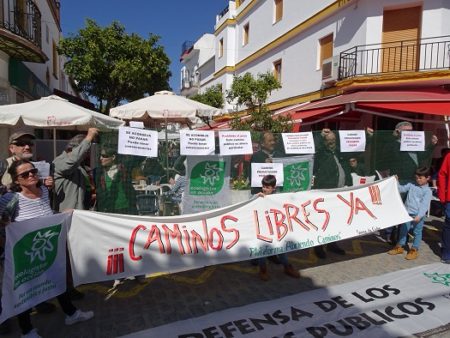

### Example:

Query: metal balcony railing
xmin=339 ymin=35 xmax=450 ymax=80
xmin=217 ymin=5 xmax=229 ymax=20
xmin=0 ymin=0 xmax=42 ymax=48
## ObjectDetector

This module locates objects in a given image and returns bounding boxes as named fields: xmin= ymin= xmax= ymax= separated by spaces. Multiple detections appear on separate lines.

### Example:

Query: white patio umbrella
xmin=0 ymin=95 xmax=124 ymax=157
xmin=110 ymin=90 xmax=222 ymax=177
xmin=109 ymin=90 xmax=222 ymax=126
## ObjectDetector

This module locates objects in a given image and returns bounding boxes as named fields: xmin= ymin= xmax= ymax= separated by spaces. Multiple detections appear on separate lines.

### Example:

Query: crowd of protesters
xmin=1 ymin=122 xmax=450 ymax=336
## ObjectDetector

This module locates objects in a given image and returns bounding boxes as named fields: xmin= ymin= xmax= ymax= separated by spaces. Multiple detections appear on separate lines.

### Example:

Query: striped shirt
xmin=0 ymin=187 xmax=53 ymax=222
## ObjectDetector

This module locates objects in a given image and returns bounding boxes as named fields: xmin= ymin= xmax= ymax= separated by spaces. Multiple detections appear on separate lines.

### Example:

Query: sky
xmin=60 ymin=0 xmax=228 ymax=93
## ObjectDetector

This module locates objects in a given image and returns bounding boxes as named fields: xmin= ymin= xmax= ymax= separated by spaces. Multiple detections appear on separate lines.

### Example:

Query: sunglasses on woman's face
xmin=12 ymin=140 xmax=34 ymax=147
xmin=100 ymin=154 xmax=112 ymax=158
xmin=16 ymin=168 xmax=38 ymax=179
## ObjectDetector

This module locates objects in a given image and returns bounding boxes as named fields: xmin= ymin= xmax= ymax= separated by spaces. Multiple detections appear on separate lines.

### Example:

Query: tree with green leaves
xmin=226 ymin=72 xmax=292 ymax=133
xmin=190 ymin=84 xmax=224 ymax=109
xmin=58 ymin=19 xmax=171 ymax=112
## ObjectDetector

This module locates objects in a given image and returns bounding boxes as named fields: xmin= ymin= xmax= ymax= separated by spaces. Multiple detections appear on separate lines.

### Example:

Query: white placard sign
xmin=32 ymin=161 xmax=50 ymax=178
xmin=0 ymin=213 xmax=70 ymax=323
xmin=339 ymin=130 xmax=366 ymax=152
xmin=180 ymin=130 xmax=215 ymax=155
xmin=281 ymin=132 xmax=315 ymax=154
xmin=218 ymin=131 xmax=253 ymax=156
xmin=251 ymin=162 xmax=284 ymax=187
xmin=118 ymin=126 xmax=158 ymax=157
xmin=129 ymin=121 xmax=145 ymax=129
xmin=400 ymin=131 xmax=425 ymax=151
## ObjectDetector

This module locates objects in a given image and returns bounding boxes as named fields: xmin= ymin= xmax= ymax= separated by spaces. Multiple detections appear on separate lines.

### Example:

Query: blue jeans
xmin=259 ymin=254 xmax=289 ymax=268
xmin=397 ymin=215 xmax=424 ymax=250
xmin=442 ymin=203 xmax=450 ymax=260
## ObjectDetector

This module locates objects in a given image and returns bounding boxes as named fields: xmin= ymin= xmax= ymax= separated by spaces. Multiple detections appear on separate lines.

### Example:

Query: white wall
xmin=211 ymin=0 xmax=450 ymax=107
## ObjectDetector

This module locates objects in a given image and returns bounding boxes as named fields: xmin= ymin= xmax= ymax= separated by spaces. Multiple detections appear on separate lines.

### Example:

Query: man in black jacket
xmin=313 ymin=129 xmax=349 ymax=258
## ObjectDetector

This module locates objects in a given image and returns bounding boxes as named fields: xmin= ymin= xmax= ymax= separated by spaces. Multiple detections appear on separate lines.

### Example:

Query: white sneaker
xmin=65 ymin=309 xmax=94 ymax=325
xmin=21 ymin=328 xmax=42 ymax=338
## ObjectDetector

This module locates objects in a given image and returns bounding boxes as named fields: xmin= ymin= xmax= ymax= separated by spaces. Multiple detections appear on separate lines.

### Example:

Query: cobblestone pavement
xmin=1 ymin=216 xmax=447 ymax=338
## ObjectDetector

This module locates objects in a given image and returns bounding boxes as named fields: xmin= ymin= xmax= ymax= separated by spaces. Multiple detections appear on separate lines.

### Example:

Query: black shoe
xmin=328 ymin=242 xmax=346 ymax=255
xmin=267 ymin=255 xmax=281 ymax=264
xmin=35 ymin=301 xmax=56 ymax=314
xmin=0 ymin=319 xmax=11 ymax=334
xmin=67 ymin=288 xmax=84 ymax=300
xmin=314 ymin=246 xmax=327 ymax=259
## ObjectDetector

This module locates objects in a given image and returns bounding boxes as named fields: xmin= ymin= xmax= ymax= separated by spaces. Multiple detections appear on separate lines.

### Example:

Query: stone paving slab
xmin=1 ymin=216 xmax=447 ymax=338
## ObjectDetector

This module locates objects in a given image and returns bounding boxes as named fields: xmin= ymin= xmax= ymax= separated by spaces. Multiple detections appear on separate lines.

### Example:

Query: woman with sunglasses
xmin=0 ymin=160 xmax=94 ymax=338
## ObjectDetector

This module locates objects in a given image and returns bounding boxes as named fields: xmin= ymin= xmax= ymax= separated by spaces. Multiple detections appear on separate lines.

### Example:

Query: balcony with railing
xmin=339 ymin=36 xmax=450 ymax=81
xmin=0 ymin=0 xmax=47 ymax=63
xmin=215 ymin=1 xmax=237 ymax=29
xmin=217 ymin=5 xmax=229 ymax=21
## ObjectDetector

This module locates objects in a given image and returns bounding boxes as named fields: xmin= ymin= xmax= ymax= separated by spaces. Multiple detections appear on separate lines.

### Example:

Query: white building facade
xmin=180 ymin=0 xmax=450 ymax=129
xmin=0 ymin=0 xmax=82 ymax=158
xmin=180 ymin=33 xmax=216 ymax=98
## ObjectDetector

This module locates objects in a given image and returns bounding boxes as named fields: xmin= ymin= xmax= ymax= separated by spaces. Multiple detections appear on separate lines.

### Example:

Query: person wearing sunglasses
xmin=0 ymin=160 xmax=94 ymax=338
xmin=1 ymin=131 xmax=40 ymax=190
xmin=0 ymin=132 xmax=56 ymax=334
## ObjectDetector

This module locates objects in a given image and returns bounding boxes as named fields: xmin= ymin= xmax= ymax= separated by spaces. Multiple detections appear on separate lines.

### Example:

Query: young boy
xmin=388 ymin=166 xmax=432 ymax=260
xmin=257 ymin=174 xmax=300 ymax=281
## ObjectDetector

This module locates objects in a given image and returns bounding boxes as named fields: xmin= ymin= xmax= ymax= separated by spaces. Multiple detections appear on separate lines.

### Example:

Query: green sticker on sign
xmin=13 ymin=224 xmax=61 ymax=290
xmin=283 ymin=162 xmax=310 ymax=192
xmin=190 ymin=161 xmax=226 ymax=196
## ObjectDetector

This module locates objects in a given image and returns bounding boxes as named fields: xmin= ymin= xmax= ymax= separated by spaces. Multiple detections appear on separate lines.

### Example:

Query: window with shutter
xmin=319 ymin=34 xmax=333 ymax=69
xmin=274 ymin=0 xmax=283 ymax=23
xmin=382 ymin=6 xmax=421 ymax=73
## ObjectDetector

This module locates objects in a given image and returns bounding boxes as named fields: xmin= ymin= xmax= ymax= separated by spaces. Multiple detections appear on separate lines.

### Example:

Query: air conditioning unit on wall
xmin=322 ymin=55 xmax=340 ymax=84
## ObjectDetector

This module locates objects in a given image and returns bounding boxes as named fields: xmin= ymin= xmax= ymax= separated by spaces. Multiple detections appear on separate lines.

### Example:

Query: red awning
xmin=282 ymin=89 xmax=450 ymax=121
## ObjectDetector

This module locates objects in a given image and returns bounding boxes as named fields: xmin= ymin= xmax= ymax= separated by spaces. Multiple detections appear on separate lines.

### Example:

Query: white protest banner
xmin=218 ymin=131 xmax=253 ymax=156
xmin=401 ymin=131 xmax=425 ymax=152
xmin=118 ymin=126 xmax=158 ymax=157
xmin=0 ymin=213 xmax=70 ymax=323
xmin=273 ymin=155 xmax=314 ymax=192
xmin=281 ymin=132 xmax=315 ymax=154
xmin=180 ymin=130 xmax=215 ymax=156
xmin=339 ymin=130 xmax=366 ymax=152
xmin=251 ymin=162 xmax=284 ymax=187
xmin=68 ymin=177 xmax=410 ymax=286
xmin=121 ymin=263 xmax=450 ymax=338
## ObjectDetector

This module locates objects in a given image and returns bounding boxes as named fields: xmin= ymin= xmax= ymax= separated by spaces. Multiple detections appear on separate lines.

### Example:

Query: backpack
xmin=1 ymin=193 xmax=19 ymax=225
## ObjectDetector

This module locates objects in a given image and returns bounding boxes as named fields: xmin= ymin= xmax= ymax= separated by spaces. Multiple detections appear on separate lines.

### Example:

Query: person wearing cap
xmin=52 ymin=127 xmax=98 ymax=212
xmin=1 ymin=131 xmax=36 ymax=189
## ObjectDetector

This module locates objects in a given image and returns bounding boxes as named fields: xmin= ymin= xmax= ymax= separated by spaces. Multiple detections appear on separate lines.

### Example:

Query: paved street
xmin=1 ymin=215 xmax=447 ymax=338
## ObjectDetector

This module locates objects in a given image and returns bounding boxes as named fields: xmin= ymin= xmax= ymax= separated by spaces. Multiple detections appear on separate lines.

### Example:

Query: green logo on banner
xmin=190 ymin=161 xmax=225 ymax=196
xmin=13 ymin=224 xmax=62 ymax=290
xmin=424 ymin=272 xmax=450 ymax=287
xmin=283 ymin=162 xmax=310 ymax=192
